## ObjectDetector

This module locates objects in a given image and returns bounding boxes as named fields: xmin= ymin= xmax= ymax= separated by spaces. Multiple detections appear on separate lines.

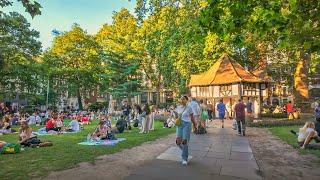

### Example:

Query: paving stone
xmin=205 ymin=151 xmax=230 ymax=159
xmin=220 ymin=166 xmax=262 ymax=180
xmin=230 ymin=152 xmax=254 ymax=161
xmin=162 ymin=146 xmax=181 ymax=155
xmin=231 ymin=145 xmax=252 ymax=153
xmin=218 ymin=159 xmax=259 ymax=169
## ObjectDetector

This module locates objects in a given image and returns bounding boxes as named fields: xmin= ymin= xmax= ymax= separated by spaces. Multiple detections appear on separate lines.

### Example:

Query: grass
xmin=0 ymin=120 xmax=175 ymax=180
xmin=269 ymin=125 xmax=320 ymax=163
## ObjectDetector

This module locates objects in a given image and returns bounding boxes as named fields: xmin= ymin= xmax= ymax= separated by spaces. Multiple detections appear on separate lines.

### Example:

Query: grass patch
xmin=0 ymin=120 xmax=175 ymax=180
xmin=269 ymin=125 xmax=320 ymax=162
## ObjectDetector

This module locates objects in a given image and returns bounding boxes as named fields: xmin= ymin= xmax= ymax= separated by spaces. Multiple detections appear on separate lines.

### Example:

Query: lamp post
xmin=46 ymin=76 xmax=49 ymax=110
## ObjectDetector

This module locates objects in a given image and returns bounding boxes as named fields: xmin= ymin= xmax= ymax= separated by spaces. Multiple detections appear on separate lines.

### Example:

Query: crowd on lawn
xmin=1 ymin=98 xmax=320 ymax=157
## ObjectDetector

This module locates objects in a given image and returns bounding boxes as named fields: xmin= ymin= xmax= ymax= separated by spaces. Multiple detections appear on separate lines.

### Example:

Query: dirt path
xmin=45 ymin=134 xmax=175 ymax=180
xmin=247 ymin=128 xmax=320 ymax=180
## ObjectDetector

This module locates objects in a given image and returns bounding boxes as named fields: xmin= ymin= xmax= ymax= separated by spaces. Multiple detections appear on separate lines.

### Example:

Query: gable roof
xmin=189 ymin=53 xmax=263 ymax=87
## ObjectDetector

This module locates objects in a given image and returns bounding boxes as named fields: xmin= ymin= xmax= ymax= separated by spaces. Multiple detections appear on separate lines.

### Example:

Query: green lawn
xmin=269 ymin=125 xmax=320 ymax=162
xmin=0 ymin=120 xmax=175 ymax=180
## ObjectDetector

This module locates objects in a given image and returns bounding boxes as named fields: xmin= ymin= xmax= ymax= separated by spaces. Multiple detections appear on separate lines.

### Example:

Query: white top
xmin=298 ymin=128 xmax=314 ymax=142
xmin=176 ymin=105 xmax=193 ymax=122
xmin=27 ymin=116 xmax=36 ymax=125
xmin=188 ymin=100 xmax=201 ymax=116
xmin=69 ymin=120 xmax=80 ymax=131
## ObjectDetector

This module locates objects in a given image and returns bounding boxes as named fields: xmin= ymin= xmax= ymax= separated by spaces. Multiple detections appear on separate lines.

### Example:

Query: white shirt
xmin=298 ymin=128 xmax=314 ymax=142
xmin=27 ymin=116 xmax=36 ymax=125
xmin=176 ymin=105 xmax=193 ymax=122
xmin=188 ymin=100 xmax=201 ymax=116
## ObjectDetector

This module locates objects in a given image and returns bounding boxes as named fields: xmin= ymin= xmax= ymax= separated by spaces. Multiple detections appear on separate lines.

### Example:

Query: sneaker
xmin=290 ymin=130 xmax=297 ymax=136
xmin=182 ymin=160 xmax=188 ymax=166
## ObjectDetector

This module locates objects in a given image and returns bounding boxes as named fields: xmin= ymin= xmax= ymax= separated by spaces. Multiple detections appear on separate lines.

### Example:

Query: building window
xmin=219 ymin=85 xmax=232 ymax=97
xmin=243 ymin=83 xmax=257 ymax=96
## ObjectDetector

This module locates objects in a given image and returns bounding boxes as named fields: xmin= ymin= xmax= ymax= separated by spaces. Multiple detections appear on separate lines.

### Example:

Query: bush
xmin=157 ymin=102 xmax=175 ymax=109
xmin=247 ymin=118 xmax=307 ymax=128
xmin=261 ymin=112 xmax=288 ymax=118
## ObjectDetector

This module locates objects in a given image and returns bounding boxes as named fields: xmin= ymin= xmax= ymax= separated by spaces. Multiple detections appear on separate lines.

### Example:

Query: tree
xmin=135 ymin=1 xmax=209 ymax=101
xmin=96 ymin=8 xmax=141 ymax=102
xmin=200 ymin=0 xmax=320 ymax=111
xmin=0 ymin=12 xmax=42 ymax=101
xmin=44 ymin=24 xmax=103 ymax=110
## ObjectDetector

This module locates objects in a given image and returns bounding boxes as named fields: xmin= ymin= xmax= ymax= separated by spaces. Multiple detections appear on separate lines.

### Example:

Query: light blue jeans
xmin=176 ymin=121 xmax=191 ymax=161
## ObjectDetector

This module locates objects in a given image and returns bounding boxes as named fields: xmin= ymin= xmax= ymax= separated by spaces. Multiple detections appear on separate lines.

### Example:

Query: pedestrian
xmin=188 ymin=97 xmax=201 ymax=132
xmin=234 ymin=99 xmax=246 ymax=136
xmin=217 ymin=99 xmax=228 ymax=128
xmin=175 ymin=96 xmax=196 ymax=166
xmin=140 ymin=103 xmax=150 ymax=134
xmin=286 ymin=101 xmax=294 ymax=118
xmin=246 ymin=99 xmax=253 ymax=120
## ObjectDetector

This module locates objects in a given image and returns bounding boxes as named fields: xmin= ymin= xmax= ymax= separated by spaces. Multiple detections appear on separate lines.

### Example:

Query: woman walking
xmin=175 ymin=96 xmax=196 ymax=166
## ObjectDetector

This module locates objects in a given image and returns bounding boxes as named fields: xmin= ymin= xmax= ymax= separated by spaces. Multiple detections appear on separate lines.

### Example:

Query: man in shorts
xmin=217 ymin=99 xmax=228 ymax=128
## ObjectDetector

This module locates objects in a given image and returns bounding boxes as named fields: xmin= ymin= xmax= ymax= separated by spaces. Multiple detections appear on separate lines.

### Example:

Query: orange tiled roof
xmin=188 ymin=53 xmax=263 ymax=87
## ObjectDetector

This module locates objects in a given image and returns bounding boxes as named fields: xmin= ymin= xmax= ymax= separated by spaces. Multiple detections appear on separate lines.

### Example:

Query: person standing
xmin=246 ymin=99 xmax=253 ymax=119
xmin=285 ymin=101 xmax=294 ymax=118
xmin=175 ymin=96 xmax=196 ymax=166
xmin=122 ymin=100 xmax=132 ymax=129
xmin=199 ymin=100 xmax=208 ymax=130
xmin=149 ymin=105 xmax=156 ymax=131
xmin=234 ymin=99 xmax=246 ymax=136
xmin=188 ymin=98 xmax=201 ymax=132
xmin=217 ymin=99 xmax=228 ymax=128
xmin=140 ymin=103 xmax=151 ymax=134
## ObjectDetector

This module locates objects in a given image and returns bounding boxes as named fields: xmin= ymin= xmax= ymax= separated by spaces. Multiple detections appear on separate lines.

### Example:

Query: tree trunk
xmin=294 ymin=50 xmax=310 ymax=112
xmin=77 ymin=88 xmax=83 ymax=110
xmin=156 ymin=74 xmax=161 ymax=105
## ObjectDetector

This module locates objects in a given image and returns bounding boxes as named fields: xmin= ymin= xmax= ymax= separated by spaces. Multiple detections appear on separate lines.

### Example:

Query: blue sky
xmin=4 ymin=0 xmax=136 ymax=49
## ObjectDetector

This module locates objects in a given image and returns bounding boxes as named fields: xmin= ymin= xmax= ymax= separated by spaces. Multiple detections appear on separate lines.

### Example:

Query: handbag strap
xmin=179 ymin=106 xmax=187 ymax=119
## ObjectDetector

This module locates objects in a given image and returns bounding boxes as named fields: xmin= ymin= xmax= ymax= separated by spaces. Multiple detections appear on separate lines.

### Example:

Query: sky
xmin=3 ymin=0 xmax=136 ymax=49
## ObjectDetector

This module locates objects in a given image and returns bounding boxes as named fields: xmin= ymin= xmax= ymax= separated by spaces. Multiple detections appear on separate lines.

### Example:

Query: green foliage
xmin=247 ymin=118 xmax=307 ymax=128
xmin=0 ymin=12 xmax=43 ymax=101
xmin=261 ymin=113 xmax=288 ymax=119
xmin=43 ymin=24 xmax=103 ymax=110
xmin=0 ymin=0 xmax=42 ymax=18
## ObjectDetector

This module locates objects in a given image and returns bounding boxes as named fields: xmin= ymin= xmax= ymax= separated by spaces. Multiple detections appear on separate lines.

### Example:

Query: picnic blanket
xmin=78 ymin=138 xmax=126 ymax=146
xmin=33 ymin=128 xmax=79 ymax=136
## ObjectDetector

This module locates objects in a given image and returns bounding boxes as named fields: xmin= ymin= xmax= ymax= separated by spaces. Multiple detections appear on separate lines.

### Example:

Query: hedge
xmin=247 ymin=119 xmax=307 ymax=128
xmin=261 ymin=113 xmax=288 ymax=118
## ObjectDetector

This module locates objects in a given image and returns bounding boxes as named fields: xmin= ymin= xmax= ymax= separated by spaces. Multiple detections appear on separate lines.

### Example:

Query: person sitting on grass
xmin=89 ymin=121 xmax=108 ymax=141
xmin=18 ymin=121 xmax=52 ymax=148
xmin=0 ymin=116 xmax=12 ymax=135
xmin=66 ymin=116 xmax=80 ymax=132
xmin=291 ymin=121 xmax=320 ymax=149
xmin=45 ymin=115 xmax=59 ymax=132
xmin=111 ymin=115 xmax=126 ymax=134
xmin=0 ymin=140 xmax=7 ymax=150
xmin=55 ymin=117 xmax=63 ymax=132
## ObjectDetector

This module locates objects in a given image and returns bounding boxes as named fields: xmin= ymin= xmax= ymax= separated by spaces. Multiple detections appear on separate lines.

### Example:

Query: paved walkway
xmin=125 ymin=120 xmax=262 ymax=180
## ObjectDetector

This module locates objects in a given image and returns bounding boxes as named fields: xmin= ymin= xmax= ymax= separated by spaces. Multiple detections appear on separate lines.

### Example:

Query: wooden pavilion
xmin=188 ymin=53 xmax=268 ymax=118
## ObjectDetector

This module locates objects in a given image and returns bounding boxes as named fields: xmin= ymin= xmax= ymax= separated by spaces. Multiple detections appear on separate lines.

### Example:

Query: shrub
xmin=261 ymin=112 xmax=288 ymax=118
xmin=88 ymin=102 xmax=108 ymax=111
xmin=247 ymin=118 xmax=307 ymax=128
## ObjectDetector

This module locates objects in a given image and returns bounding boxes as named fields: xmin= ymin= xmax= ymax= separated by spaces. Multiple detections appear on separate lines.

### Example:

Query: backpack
xmin=1 ymin=143 xmax=21 ymax=154
xmin=196 ymin=125 xmax=206 ymax=135
xmin=107 ymin=132 xmax=117 ymax=140
xmin=133 ymin=119 xmax=139 ymax=127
